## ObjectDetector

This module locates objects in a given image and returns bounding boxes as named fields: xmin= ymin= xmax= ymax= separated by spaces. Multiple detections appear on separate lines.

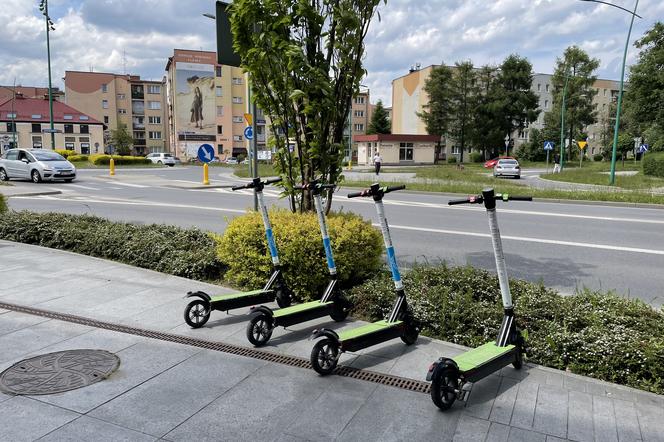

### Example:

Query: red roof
xmin=0 ymin=96 xmax=102 ymax=125
xmin=354 ymin=134 xmax=440 ymax=143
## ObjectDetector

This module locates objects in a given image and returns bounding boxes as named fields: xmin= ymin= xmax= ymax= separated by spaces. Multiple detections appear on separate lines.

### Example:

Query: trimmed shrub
xmin=89 ymin=154 xmax=151 ymax=166
xmin=447 ymin=156 xmax=457 ymax=164
xmin=593 ymin=153 xmax=603 ymax=162
xmin=217 ymin=209 xmax=383 ymax=301
xmin=55 ymin=149 xmax=76 ymax=158
xmin=67 ymin=155 xmax=89 ymax=162
xmin=349 ymin=264 xmax=664 ymax=395
xmin=642 ymin=153 xmax=664 ymax=178
xmin=469 ymin=152 xmax=483 ymax=163
xmin=0 ymin=194 xmax=6 ymax=214
xmin=0 ymin=211 xmax=224 ymax=281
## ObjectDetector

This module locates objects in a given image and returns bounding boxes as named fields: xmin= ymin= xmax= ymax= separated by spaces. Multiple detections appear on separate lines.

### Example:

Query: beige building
xmin=355 ymin=134 xmax=439 ymax=165
xmin=165 ymin=49 xmax=266 ymax=161
xmin=0 ymin=94 xmax=103 ymax=153
xmin=64 ymin=71 xmax=168 ymax=156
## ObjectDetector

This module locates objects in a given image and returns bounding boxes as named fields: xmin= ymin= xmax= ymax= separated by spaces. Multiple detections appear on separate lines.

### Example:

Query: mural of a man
xmin=190 ymin=86 xmax=204 ymax=129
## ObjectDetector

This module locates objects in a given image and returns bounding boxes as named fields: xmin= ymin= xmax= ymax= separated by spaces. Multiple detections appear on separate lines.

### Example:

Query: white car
xmin=493 ymin=159 xmax=521 ymax=179
xmin=0 ymin=148 xmax=76 ymax=183
xmin=146 ymin=152 xmax=176 ymax=166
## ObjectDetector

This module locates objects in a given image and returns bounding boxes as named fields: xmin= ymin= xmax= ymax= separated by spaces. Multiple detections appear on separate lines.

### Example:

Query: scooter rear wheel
xmin=184 ymin=300 xmax=210 ymax=328
xmin=310 ymin=338 xmax=339 ymax=375
xmin=430 ymin=364 xmax=459 ymax=411
xmin=246 ymin=314 xmax=273 ymax=347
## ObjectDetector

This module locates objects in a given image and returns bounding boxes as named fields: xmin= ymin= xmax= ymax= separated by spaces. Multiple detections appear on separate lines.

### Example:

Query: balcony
xmin=131 ymin=85 xmax=144 ymax=100
xmin=133 ymin=138 xmax=146 ymax=146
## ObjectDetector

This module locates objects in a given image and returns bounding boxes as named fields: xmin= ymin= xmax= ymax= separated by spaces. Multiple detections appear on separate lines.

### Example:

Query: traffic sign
xmin=243 ymin=113 xmax=253 ymax=126
xmin=578 ymin=141 xmax=587 ymax=150
xmin=543 ymin=141 xmax=554 ymax=151
xmin=42 ymin=128 xmax=62 ymax=133
xmin=639 ymin=144 xmax=649 ymax=153
xmin=244 ymin=126 xmax=254 ymax=140
xmin=197 ymin=144 xmax=215 ymax=163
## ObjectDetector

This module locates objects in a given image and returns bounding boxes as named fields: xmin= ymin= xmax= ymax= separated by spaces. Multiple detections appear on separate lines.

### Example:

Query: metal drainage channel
xmin=0 ymin=301 xmax=431 ymax=395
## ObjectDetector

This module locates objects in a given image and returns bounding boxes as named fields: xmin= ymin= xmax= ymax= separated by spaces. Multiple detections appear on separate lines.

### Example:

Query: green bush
xmin=89 ymin=154 xmax=151 ymax=166
xmin=217 ymin=209 xmax=383 ymax=301
xmin=0 ymin=194 xmax=6 ymax=214
xmin=593 ymin=153 xmax=603 ymax=162
xmin=642 ymin=153 xmax=664 ymax=178
xmin=447 ymin=156 xmax=457 ymax=164
xmin=349 ymin=264 xmax=664 ymax=395
xmin=67 ymin=155 xmax=89 ymax=162
xmin=0 ymin=212 xmax=224 ymax=281
xmin=55 ymin=149 xmax=76 ymax=158
xmin=469 ymin=152 xmax=483 ymax=163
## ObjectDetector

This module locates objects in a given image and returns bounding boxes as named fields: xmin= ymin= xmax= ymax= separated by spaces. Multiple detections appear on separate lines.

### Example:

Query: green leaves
xmin=367 ymin=99 xmax=390 ymax=134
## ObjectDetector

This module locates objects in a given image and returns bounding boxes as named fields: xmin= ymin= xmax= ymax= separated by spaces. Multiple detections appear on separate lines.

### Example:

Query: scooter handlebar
xmin=265 ymin=177 xmax=282 ymax=185
xmin=231 ymin=177 xmax=283 ymax=191
xmin=385 ymin=185 xmax=406 ymax=193
xmin=231 ymin=183 xmax=250 ymax=191
xmin=347 ymin=190 xmax=369 ymax=198
xmin=504 ymin=195 xmax=532 ymax=202
xmin=448 ymin=196 xmax=482 ymax=205
xmin=293 ymin=183 xmax=336 ymax=191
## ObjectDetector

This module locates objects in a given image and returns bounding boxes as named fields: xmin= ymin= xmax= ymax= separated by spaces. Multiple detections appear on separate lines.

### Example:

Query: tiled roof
xmin=0 ymin=96 xmax=101 ymax=125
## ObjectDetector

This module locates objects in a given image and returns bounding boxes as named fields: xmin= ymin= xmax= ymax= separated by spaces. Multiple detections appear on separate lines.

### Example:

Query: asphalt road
xmin=5 ymin=166 xmax=664 ymax=307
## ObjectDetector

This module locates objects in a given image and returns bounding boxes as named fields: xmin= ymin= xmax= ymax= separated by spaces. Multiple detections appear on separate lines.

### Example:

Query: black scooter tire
xmin=184 ymin=300 xmax=210 ymax=329
xmin=275 ymin=289 xmax=291 ymax=308
xmin=246 ymin=314 xmax=273 ymax=347
xmin=329 ymin=302 xmax=349 ymax=322
xmin=430 ymin=364 xmax=459 ymax=411
xmin=310 ymin=338 xmax=339 ymax=375
xmin=400 ymin=323 xmax=419 ymax=345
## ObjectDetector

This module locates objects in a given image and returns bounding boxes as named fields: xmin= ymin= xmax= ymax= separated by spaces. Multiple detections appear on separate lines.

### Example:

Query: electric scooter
xmin=245 ymin=180 xmax=352 ymax=346
xmin=426 ymin=188 xmax=532 ymax=410
xmin=183 ymin=176 xmax=292 ymax=328
xmin=309 ymin=183 xmax=420 ymax=375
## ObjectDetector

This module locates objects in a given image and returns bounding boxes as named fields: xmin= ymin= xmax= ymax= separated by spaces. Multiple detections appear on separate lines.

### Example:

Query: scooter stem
xmin=256 ymin=190 xmax=280 ymax=266
xmin=314 ymin=193 xmax=337 ymax=276
xmin=374 ymin=199 xmax=403 ymax=291
xmin=482 ymin=189 xmax=512 ymax=309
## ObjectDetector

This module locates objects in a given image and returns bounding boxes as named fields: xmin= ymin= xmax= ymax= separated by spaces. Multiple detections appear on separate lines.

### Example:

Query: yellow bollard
xmin=347 ymin=160 xmax=352 ymax=171
xmin=203 ymin=163 xmax=210 ymax=185
xmin=109 ymin=158 xmax=115 ymax=176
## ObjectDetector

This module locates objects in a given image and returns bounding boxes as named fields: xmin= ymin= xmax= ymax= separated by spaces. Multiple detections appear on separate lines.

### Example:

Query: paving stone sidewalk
xmin=1 ymin=240 xmax=663 ymax=441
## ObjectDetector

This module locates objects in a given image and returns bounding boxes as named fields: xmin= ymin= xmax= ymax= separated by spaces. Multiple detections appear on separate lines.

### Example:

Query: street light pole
xmin=39 ymin=0 xmax=56 ymax=150
xmin=578 ymin=0 xmax=641 ymax=185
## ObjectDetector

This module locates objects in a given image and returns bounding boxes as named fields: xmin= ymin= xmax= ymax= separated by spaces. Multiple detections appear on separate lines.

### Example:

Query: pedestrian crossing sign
xmin=543 ymin=141 xmax=554 ymax=151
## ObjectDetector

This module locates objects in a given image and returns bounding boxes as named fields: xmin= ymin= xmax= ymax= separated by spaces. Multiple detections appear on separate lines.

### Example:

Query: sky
xmin=1 ymin=0 xmax=662 ymax=107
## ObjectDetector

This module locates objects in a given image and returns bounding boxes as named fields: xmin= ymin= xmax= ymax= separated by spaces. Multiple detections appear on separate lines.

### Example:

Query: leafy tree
xmin=624 ymin=22 xmax=664 ymax=152
xmin=470 ymin=65 xmax=504 ymax=159
xmin=230 ymin=0 xmax=383 ymax=212
xmin=516 ymin=128 xmax=547 ymax=162
xmin=418 ymin=64 xmax=454 ymax=162
xmin=447 ymin=61 xmax=478 ymax=163
xmin=367 ymin=99 xmax=391 ymax=134
xmin=109 ymin=123 xmax=133 ymax=156
xmin=492 ymin=54 xmax=539 ymax=157
xmin=545 ymin=46 xmax=599 ymax=161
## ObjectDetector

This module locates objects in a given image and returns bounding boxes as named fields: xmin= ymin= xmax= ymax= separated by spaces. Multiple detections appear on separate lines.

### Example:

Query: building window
xmin=101 ymin=83 xmax=108 ymax=93
xmin=215 ymin=86 xmax=223 ymax=97
xmin=148 ymin=101 xmax=161 ymax=110
xmin=102 ymin=99 xmax=109 ymax=109
xmin=133 ymin=131 xmax=145 ymax=139
xmin=81 ymin=142 xmax=90 ymax=154
xmin=217 ymin=125 xmax=223 ymax=134
xmin=63 ymin=114 xmax=73 ymax=120
xmin=64 ymin=124 xmax=74 ymax=134
xmin=79 ymin=124 xmax=89 ymax=134
xmin=399 ymin=142 xmax=414 ymax=161
xmin=354 ymin=123 xmax=364 ymax=131
xmin=215 ymin=66 xmax=222 ymax=77
xmin=79 ymin=137 xmax=90 ymax=142
xmin=148 ymin=116 xmax=161 ymax=124
xmin=31 ymin=114 xmax=42 ymax=119
xmin=355 ymin=96 xmax=365 ymax=104
xmin=232 ymin=77 xmax=243 ymax=85
xmin=603 ymin=103 xmax=607 ymax=111
xmin=117 ymin=93 xmax=125 ymax=99
xmin=217 ymin=144 xmax=223 ymax=154
xmin=32 ymin=136 xmax=42 ymax=148
xmin=354 ymin=110 xmax=364 ymax=117
xmin=31 ymin=123 xmax=41 ymax=133
xmin=545 ymin=84 xmax=549 ymax=92
xmin=118 ymin=109 xmax=127 ymax=114
xmin=147 ymin=85 xmax=161 ymax=94
xmin=232 ymin=96 xmax=242 ymax=104
xmin=103 ymin=116 xmax=109 ymax=124
xmin=6 ymin=122 xmax=16 ymax=132
xmin=544 ymin=100 xmax=549 ymax=109
xmin=216 ymin=106 xmax=224 ymax=117
xmin=65 ymin=137 xmax=75 ymax=143
xmin=148 ymin=131 xmax=161 ymax=139
xmin=6 ymin=112 xmax=16 ymax=118
xmin=233 ymin=116 xmax=243 ymax=123
xmin=79 ymin=115 xmax=89 ymax=121
xmin=604 ymin=89 xmax=607 ymax=97
xmin=537 ymin=83 xmax=541 ymax=91
xmin=233 ymin=135 xmax=242 ymax=141
xmin=65 ymin=142 xmax=74 ymax=149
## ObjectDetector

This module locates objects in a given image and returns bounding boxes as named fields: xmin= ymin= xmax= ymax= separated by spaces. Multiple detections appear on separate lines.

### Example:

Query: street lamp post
xmin=578 ymin=0 xmax=641 ymax=185
xmin=39 ymin=0 xmax=56 ymax=150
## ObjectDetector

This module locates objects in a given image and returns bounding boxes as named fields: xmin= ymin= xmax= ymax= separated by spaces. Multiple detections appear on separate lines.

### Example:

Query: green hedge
xmin=469 ymin=152 xmax=483 ymax=163
xmin=216 ymin=209 xmax=383 ymax=302
xmin=55 ymin=149 xmax=76 ymax=158
xmin=447 ymin=156 xmax=457 ymax=164
xmin=0 ymin=194 xmax=6 ymax=214
xmin=593 ymin=153 xmax=603 ymax=162
xmin=349 ymin=265 xmax=664 ymax=394
xmin=643 ymin=153 xmax=664 ymax=178
xmin=67 ymin=155 xmax=89 ymax=162
xmin=89 ymin=154 xmax=151 ymax=166
xmin=0 ymin=212 xmax=224 ymax=281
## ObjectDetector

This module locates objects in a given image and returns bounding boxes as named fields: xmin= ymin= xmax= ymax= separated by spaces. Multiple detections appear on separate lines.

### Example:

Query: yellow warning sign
xmin=244 ymin=113 xmax=253 ymax=126
xmin=578 ymin=141 xmax=587 ymax=150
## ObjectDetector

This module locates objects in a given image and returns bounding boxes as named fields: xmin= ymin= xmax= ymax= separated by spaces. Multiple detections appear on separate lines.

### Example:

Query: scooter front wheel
xmin=275 ymin=288 xmax=291 ymax=308
xmin=400 ymin=323 xmax=419 ymax=345
xmin=310 ymin=338 xmax=339 ymax=375
xmin=246 ymin=314 xmax=273 ymax=347
xmin=430 ymin=364 xmax=459 ymax=411
xmin=184 ymin=300 xmax=210 ymax=328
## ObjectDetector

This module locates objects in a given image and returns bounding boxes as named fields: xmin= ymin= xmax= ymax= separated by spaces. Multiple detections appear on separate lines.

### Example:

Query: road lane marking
xmin=382 ymin=224 xmax=664 ymax=256
xmin=111 ymin=182 xmax=149 ymax=188
xmin=66 ymin=184 xmax=99 ymax=190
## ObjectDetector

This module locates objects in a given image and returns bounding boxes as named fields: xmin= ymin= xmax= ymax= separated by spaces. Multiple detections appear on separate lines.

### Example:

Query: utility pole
xmin=39 ymin=0 xmax=56 ymax=149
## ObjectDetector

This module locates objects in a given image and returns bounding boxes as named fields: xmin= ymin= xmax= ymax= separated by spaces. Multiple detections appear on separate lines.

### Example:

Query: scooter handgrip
xmin=508 ymin=196 xmax=533 ymax=202
xmin=320 ymin=184 xmax=336 ymax=189
xmin=264 ymin=177 xmax=282 ymax=185
xmin=231 ymin=184 xmax=250 ymax=191
xmin=347 ymin=190 xmax=367 ymax=198
xmin=448 ymin=198 xmax=470 ymax=205
xmin=385 ymin=185 xmax=406 ymax=193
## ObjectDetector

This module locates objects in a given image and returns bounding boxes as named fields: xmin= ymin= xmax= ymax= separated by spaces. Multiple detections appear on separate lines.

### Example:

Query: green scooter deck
xmin=338 ymin=320 xmax=402 ymax=341
xmin=211 ymin=289 xmax=272 ymax=303
xmin=453 ymin=342 xmax=515 ymax=373
xmin=273 ymin=300 xmax=333 ymax=318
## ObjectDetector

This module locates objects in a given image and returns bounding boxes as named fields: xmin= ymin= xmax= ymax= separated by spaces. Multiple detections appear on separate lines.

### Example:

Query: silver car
xmin=0 ymin=149 xmax=76 ymax=183
xmin=146 ymin=152 xmax=176 ymax=166
xmin=493 ymin=159 xmax=521 ymax=179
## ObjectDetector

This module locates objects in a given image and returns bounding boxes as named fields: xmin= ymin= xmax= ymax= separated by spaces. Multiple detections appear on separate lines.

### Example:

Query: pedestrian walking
xmin=373 ymin=151 xmax=383 ymax=176
xmin=553 ymin=152 xmax=561 ymax=173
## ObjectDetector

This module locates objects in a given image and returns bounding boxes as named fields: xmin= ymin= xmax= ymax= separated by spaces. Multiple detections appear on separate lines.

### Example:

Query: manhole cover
xmin=0 ymin=349 xmax=120 ymax=395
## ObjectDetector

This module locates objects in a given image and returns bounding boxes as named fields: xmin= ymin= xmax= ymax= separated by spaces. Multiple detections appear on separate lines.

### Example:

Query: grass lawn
xmin=541 ymin=161 xmax=660 ymax=191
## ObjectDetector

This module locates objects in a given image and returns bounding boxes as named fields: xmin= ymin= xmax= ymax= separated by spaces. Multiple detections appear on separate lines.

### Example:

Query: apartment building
xmin=0 ymin=93 xmax=103 ymax=153
xmin=0 ymin=85 xmax=64 ymax=103
xmin=165 ymin=49 xmax=267 ymax=161
xmin=64 ymin=71 xmax=168 ymax=155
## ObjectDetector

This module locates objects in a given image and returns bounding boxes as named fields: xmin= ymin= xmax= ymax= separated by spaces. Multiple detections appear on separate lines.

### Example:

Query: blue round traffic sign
xmin=244 ymin=126 xmax=254 ymax=140
xmin=197 ymin=144 xmax=215 ymax=163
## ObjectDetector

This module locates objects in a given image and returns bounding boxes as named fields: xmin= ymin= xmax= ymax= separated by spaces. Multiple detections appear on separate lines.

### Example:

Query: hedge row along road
xmin=4 ymin=166 xmax=664 ymax=307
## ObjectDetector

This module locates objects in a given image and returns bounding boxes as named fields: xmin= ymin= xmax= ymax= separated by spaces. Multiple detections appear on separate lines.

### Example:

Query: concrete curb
xmin=2 ymin=190 xmax=62 ymax=198
xmin=165 ymin=184 xmax=236 ymax=189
